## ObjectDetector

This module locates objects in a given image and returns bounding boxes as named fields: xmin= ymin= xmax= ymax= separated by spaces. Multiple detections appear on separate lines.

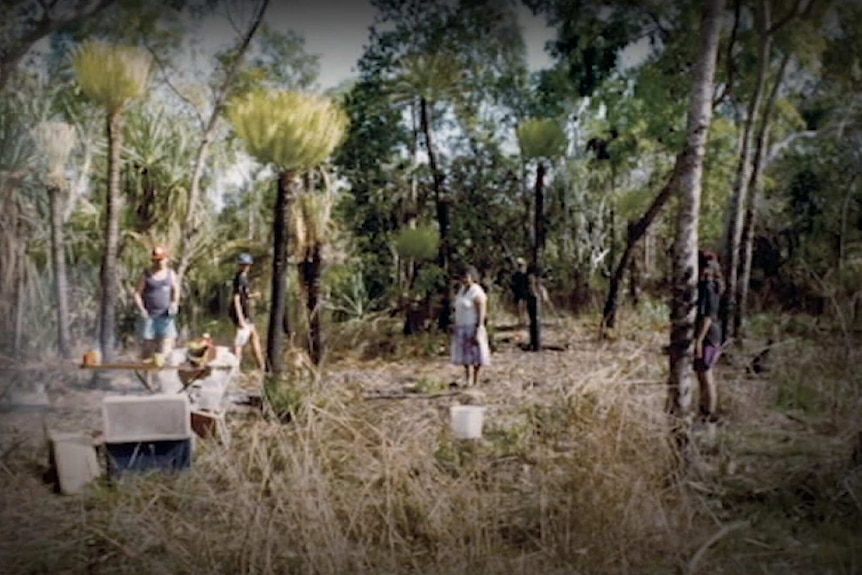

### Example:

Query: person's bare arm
xmin=133 ymin=275 xmax=148 ymax=316
xmin=233 ymin=293 xmax=247 ymax=327
xmin=474 ymin=289 xmax=487 ymax=329
xmin=171 ymin=271 xmax=181 ymax=307
xmin=695 ymin=317 xmax=711 ymax=356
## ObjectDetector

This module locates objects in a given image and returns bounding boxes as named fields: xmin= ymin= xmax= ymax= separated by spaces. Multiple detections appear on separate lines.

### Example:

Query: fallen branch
xmin=363 ymin=390 xmax=464 ymax=401
xmin=685 ymin=521 xmax=748 ymax=574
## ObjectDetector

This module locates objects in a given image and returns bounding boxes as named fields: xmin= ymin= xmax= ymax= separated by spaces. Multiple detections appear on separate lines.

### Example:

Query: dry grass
xmin=1 ymin=310 xmax=861 ymax=574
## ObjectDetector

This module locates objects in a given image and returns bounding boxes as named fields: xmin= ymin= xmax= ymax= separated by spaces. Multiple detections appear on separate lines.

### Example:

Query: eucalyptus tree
xmin=721 ymin=0 xmax=819 ymax=342
xmin=667 ymin=0 xmax=726 ymax=454
xmin=228 ymin=90 xmax=347 ymax=374
xmin=72 ymin=40 xmax=151 ymax=361
xmin=174 ymin=0 xmax=271 ymax=286
xmin=0 ymin=0 xmax=119 ymax=92
xmin=32 ymin=121 xmax=77 ymax=358
xmin=517 ymin=118 xmax=567 ymax=350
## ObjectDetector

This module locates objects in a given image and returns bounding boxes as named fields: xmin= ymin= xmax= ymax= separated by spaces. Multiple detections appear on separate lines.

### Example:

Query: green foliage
xmin=516 ymin=118 xmax=567 ymax=161
xmin=228 ymin=90 xmax=348 ymax=171
xmin=394 ymin=225 xmax=439 ymax=261
xmin=72 ymin=40 xmax=152 ymax=113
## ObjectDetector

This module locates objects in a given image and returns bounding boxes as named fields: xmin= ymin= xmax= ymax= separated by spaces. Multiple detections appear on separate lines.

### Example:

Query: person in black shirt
xmin=231 ymin=253 xmax=265 ymax=370
xmin=695 ymin=251 xmax=723 ymax=423
xmin=510 ymin=257 xmax=529 ymax=326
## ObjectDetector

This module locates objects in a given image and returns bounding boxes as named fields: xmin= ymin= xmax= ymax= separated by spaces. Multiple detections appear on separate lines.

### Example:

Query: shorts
xmin=139 ymin=315 xmax=177 ymax=340
xmin=234 ymin=324 xmax=253 ymax=347
xmin=694 ymin=344 xmax=721 ymax=372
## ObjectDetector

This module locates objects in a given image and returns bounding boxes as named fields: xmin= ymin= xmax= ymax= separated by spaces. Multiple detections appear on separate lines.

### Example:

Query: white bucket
xmin=450 ymin=405 xmax=486 ymax=439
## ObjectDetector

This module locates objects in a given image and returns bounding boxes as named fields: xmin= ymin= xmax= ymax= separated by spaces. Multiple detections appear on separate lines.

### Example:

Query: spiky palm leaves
xmin=73 ymin=40 xmax=151 ymax=361
xmin=228 ymin=90 xmax=347 ymax=372
xmin=32 ymin=121 xmax=77 ymax=357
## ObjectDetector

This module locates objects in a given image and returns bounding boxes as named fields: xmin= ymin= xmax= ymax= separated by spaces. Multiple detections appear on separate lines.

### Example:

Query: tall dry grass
xmin=1 ymin=358 xmax=696 ymax=575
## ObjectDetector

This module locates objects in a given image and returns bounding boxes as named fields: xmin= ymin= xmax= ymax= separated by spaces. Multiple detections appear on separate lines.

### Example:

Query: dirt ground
xmin=1 ymin=315 xmax=861 ymax=574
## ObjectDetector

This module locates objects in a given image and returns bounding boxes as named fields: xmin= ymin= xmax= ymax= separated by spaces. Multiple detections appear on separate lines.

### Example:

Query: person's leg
xmin=472 ymin=365 xmax=481 ymax=386
xmin=463 ymin=366 xmax=470 ymax=386
xmin=249 ymin=325 xmax=265 ymax=370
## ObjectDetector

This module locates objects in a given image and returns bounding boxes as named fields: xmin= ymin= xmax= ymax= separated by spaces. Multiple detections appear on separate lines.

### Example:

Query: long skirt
xmin=451 ymin=325 xmax=491 ymax=366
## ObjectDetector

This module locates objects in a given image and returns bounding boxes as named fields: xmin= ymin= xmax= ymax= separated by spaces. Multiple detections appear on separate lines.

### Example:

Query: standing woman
xmin=451 ymin=265 xmax=491 ymax=387
xmin=694 ymin=251 xmax=723 ymax=423
xmin=133 ymin=245 xmax=180 ymax=360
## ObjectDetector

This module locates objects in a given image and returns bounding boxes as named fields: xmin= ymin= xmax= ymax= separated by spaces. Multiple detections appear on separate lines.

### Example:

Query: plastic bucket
xmin=450 ymin=405 xmax=486 ymax=439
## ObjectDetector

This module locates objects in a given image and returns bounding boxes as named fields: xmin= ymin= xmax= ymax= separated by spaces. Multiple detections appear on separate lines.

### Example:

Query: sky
xmin=195 ymin=0 xmax=556 ymax=90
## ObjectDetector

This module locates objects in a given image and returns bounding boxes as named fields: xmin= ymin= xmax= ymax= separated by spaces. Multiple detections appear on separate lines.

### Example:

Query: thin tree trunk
xmin=267 ymin=170 xmax=297 ymax=374
xmin=307 ymin=243 xmax=324 ymax=365
xmin=601 ymin=162 xmax=682 ymax=332
xmin=420 ymin=96 xmax=451 ymax=331
xmin=13 ymin=202 xmax=26 ymax=357
xmin=723 ymin=0 xmax=780 ymax=342
xmin=736 ymin=53 xmax=790 ymax=340
xmin=667 ymin=0 xmax=726 ymax=452
xmin=98 ymin=111 xmax=123 ymax=362
xmin=175 ymin=0 xmax=270 ymax=285
xmin=529 ymin=161 xmax=546 ymax=351
xmin=49 ymin=185 xmax=72 ymax=358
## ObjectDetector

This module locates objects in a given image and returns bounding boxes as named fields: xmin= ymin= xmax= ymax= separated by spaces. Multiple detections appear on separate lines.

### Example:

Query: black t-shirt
xmin=696 ymin=279 xmax=722 ymax=346
xmin=230 ymin=272 xmax=252 ymax=325
xmin=511 ymin=270 xmax=530 ymax=300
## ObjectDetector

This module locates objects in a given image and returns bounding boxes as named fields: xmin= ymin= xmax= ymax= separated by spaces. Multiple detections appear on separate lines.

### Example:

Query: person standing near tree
xmin=133 ymin=245 xmax=181 ymax=361
xmin=451 ymin=265 xmax=491 ymax=387
xmin=510 ymin=257 xmax=529 ymax=326
xmin=230 ymin=253 xmax=265 ymax=371
xmin=694 ymin=251 xmax=724 ymax=424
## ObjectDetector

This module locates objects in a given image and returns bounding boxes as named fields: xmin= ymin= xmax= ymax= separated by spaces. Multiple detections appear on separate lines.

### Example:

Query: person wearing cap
xmin=133 ymin=245 xmax=181 ymax=361
xmin=230 ymin=253 xmax=265 ymax=371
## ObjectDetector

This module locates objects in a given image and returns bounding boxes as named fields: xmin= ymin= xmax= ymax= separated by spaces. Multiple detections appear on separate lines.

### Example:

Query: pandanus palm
xmin=389 ymin=53 xmax=463 ymax=330
xmin=291 ymin=179 xmax=334 ymax=365
xmin=72 ymin=40 xmax=151 ymax=361
xmin=516 ymin=118 xmax=567 ymax=351
xmin=228 ymin=90 xmax=347 ymax=374
xmin=32 ymin=121 xmax=77 ymax=358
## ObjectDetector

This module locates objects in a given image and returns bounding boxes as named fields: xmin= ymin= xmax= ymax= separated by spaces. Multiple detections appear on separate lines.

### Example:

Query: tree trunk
xmin=667 ymin=0 xmax=725 ymax=452
xmin=49 ymin=185 xmax=72 ymax=358
xmin=736 ymin=52 xmax=790 ymax=340
xmin=601 ymin=162 xmax=682 ymax=332
xmin=529 ymin=161 xmax=546 ymax=351
xmin=267 ymin=170 xmax=297 ymax=374
xmin=0 ymin=0 xmax=117 ymax=94
xmin=98 ymin=111 xmax=124 ymax=362
xmin=722 ymin=0 xmax=771 ymax=342
xmin=175 ymin=0 xmax=269 ymax=285
xmin=419 ymin=96 xmax=451 ymax=331
xmin=306 ymin=243 xmax=324 ymax=366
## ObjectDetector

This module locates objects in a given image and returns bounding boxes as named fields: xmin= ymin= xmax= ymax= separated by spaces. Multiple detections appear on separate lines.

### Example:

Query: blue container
xmin=105 ymin=439 xmax=192 ymax=477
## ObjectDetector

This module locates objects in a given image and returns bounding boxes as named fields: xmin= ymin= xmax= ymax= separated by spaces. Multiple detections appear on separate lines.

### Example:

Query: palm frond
xmin=227 ymin=90 xmax=349 ymax=171
xmin=72 ymin=41 xmax=152 ymax=113
xmin=517 ymin=118 xmax=568 ymax=161
xmin=31 ymin=121 xmax=77 ymax=186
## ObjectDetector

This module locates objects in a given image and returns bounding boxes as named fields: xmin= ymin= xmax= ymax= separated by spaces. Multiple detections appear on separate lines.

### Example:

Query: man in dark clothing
xmin=231 ymin=253 xmax=265 ymax=371
xmin=694 ymin=251 xmax=723 ymax=422
xmin=510 ymin=257 xmax=529 ymax=326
